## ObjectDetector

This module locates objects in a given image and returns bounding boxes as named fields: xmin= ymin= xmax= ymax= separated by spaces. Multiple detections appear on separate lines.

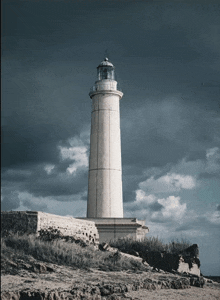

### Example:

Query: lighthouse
xmin=87 ymin=58 xmax=123 ymax=218
xmin=84 ymin=58 xmax=149 ymax=242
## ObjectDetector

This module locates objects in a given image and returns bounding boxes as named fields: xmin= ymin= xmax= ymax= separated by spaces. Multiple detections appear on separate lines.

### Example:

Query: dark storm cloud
xmin=121 ymin=96 xmax=220 ymax=170
xmin=199 ymin=172 xmax=220 ymax=179
xmin=175 ymin=215 xmax=220 ymax=233
xmin=174 ymin=215 xmax=215 ymax=234
xmin=22 ymin=198 xmax=48 ymax=212
xmin=2 ymin=0 xmax=220 ymax=166
xmin=2 ymin=0 xmax=220 ymax=204
xmin=1 ymin=58 xmax=92 ymax=168
xmin=175 ymin=224 xmax=194 ymax=232
xmin=1 ymin=191 xmax=20 ymax=211
xmin=2 ymin=164 xmax=88 ymax=198
xmin=149 ymin=201 xmax=164 ymax=212
xmin=122 ymin=165 xmax=147 ymax=202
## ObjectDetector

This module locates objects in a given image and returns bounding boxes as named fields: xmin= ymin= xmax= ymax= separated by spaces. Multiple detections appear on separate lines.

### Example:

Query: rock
xmin=99 ymin=243 xmax=118 ymax=253
xmin=1 ymin=292 xmax=20 ymax=300
xmin=32 ymin=263 xmax=47 ymax=274
xmin=190 ymin=276 xmax=205 ymax=288
xmin=0 ymin=276 xmax=195 ymax=300
xmin=160 ymin=280 xmax=171 ymax=289
xmin=100 ymin=287 xmax=112 ymax=296
xmin=7 ymin=260 xmax=18 ymax=268
xmin=70 ymin=284 xmax=102 ymax=299
xmin=142 ymin=278 xmax=157 ymax=290
xmin=170 ymin=278 xmax=190 ymax=289
xmin=21 ymin=263 xmax=32 ymax=270
xmin=106 ymin=294 xmax=122 ymax=300
xmin=127 ymin=250 xmax=140 ymax=257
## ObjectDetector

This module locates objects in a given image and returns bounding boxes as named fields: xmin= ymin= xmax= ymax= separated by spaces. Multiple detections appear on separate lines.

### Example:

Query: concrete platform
xmin=79 ymin=218 xmax=149 ymax=243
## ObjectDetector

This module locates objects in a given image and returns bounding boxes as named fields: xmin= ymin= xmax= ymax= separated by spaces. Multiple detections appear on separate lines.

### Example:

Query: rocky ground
xmin=1 ymin=253 xmax=220 ymax=300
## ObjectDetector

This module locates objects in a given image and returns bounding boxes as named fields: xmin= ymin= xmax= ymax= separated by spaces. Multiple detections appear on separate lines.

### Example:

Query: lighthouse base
xmin=80 ymin=218 xmax=149 ymax=243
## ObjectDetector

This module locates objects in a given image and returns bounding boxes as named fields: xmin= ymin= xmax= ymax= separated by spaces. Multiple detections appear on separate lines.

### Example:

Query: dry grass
xmin=1 ymin=233 xmax=191 ymax=273
xmin=1 ymin=234 xmax=146 ymax=271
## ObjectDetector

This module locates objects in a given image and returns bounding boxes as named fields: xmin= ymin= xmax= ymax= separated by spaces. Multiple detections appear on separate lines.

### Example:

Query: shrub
xmin=167 ymin=239 xmax=192 ymax=254
xmin=109 ymin=237 xmax=191 ymax=255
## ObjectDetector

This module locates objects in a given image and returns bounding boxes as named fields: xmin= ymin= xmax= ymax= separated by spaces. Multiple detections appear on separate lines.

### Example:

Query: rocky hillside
xmin=1 ymin=235 xmax=220 ymax=300
xmin=1 ymin=256 xmax=220 ymax=300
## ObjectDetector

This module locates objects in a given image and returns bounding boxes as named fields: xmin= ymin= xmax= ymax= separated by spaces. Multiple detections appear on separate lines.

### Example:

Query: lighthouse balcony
xmin=90 ymin=79 xmax=122 ymax=93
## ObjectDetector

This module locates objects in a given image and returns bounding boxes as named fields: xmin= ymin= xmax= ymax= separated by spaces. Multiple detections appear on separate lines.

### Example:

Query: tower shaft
xmin=87 ymin=59 xmax=123 ymax=218
xmin=88 ymin=89 xmax=123 ymax=217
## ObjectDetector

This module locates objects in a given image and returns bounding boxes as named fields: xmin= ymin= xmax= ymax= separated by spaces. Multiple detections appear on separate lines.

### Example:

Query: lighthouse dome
xmin=98 ymin=57 xmax=114 ymax=67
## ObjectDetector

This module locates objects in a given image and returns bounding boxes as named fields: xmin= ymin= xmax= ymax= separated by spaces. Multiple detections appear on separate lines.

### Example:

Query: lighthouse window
xmin=103 ymin=68 xmax=108 ymax=79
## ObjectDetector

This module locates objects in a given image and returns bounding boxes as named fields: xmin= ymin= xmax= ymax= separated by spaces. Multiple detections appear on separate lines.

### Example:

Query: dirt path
xmin=2 ymin=266 xmax=220 ymax=300
xmin=127 ymin=286 xmax=220 ymax=300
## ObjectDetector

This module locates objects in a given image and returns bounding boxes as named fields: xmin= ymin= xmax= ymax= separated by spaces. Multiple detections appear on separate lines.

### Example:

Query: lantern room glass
xmin=97 ymin=66 xmax=115 ymax=81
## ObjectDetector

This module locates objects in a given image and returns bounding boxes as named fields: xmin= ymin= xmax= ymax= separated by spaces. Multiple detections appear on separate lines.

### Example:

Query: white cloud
xmin=204 ymin=205 xmax=220 ymax=225
xmin=14 ymin=190 xmax=87 ymax=217
xmin=135 ymin=189 xmax=156 ymax=205
xmin=139 ymin=147 xmax=219 ymax=191
xmin=125 ymin=190 xmax=187 ymax=223
xmin=209 ymin=211 xmax=220 ymax=224
xmin=139 ymin=172 xmax=196 ymax=194
xmin=152 ymin=195 xmax=186 ymax=221
xmin=59 ymin=145 xmax=88 ymax=174
xmin=66 ymin=147 xmax=88 ymax=174
xmin=68 ymin=129 xmax=90 ymax=147
xmin=206 ymin=147 xmax=219 ymax=159
xmin=16 ymin=191 xmax=48 ymax=212
xmin=169 ymin=147 xmax=220 ymax=177
xmin=58 ymin=133 xmax=89 ymax=174
xmin=127 ymin=147 xmax=220 ymax=242
xmin=205 ymin=147 xmax=220 ymax=174
xmin=44 ymin=164 xmax=55 ymax=174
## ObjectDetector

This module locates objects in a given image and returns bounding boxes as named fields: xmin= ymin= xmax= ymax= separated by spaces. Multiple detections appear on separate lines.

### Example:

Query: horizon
xmin=2 ymin=0 xmax=220 ymax=276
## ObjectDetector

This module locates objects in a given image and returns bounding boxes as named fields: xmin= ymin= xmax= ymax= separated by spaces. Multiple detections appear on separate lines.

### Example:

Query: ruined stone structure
xmin=140 ymin=244 xmax=201 ymax=276
xmin=1 ymin=211 xmax=99 ymax=245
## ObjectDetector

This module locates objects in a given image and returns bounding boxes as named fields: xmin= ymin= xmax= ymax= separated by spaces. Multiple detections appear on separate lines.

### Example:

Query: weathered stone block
xmin=1 ymin=211 xmax=99 ymax=245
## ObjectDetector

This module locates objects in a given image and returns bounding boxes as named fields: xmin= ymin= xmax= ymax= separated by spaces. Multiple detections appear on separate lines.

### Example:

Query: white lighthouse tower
xmin=87 ymin=58 xmax=123 ymax=218
xmin=85 ymin=58 xmax=149 ymax=242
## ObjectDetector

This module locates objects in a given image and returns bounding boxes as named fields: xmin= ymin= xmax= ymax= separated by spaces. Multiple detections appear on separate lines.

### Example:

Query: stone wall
xmin=1 ymin=211 xmax=99 ymax=245
xmin=37 ymin=212 xmax=99 ymax=244
xmin=1 ymin=211 xmax=38 ymax=236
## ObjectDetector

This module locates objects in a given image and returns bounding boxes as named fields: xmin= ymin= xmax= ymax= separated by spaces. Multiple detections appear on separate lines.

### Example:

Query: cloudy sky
xmin=2 ymin=0 xmax=220 ymax=275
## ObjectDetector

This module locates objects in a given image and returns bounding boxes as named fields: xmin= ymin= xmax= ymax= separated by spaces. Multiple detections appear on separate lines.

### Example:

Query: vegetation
xmin=1 ymin=233 xmax=145 ymax=271
xmin=1 ymin=232 xmax=191 ymax=272
xmin=109 ymin=237 xmax=191 ymax=256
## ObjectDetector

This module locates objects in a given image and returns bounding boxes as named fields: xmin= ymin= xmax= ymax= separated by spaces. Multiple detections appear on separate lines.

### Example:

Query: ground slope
xmin=1 ymin=252 xmax=220 ymax=300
